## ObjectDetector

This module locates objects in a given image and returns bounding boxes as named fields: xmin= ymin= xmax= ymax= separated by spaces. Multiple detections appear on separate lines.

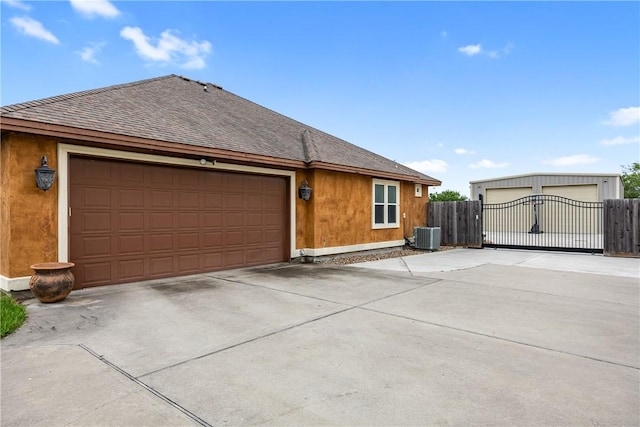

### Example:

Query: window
xmin=372 ymin=179 xmax=400 ymax=228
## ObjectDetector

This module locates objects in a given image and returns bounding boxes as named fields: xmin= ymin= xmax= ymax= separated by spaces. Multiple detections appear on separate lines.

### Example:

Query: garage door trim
xmin=58 ymin=143 xmax=297 ymax=265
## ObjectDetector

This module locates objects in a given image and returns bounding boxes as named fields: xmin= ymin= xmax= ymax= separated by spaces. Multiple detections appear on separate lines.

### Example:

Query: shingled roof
xmin=1 ymin=75 xmax=440 ymax=185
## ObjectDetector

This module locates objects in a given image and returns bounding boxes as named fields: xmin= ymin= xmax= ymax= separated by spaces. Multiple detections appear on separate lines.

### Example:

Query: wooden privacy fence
xmin=603 ymin=198 xmax=640 ymax=257
xmin=427 ymin=201 xmax=482 ymax=248
xmin=428 ymin=198 xmax=639 ymax=257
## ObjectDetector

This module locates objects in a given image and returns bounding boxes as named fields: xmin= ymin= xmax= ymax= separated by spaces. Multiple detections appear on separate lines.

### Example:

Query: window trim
xmin=372 ymin=179 xmax=400 ymax=229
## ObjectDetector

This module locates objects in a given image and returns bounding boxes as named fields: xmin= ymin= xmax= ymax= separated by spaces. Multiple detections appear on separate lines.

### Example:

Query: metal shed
xmin=470 ymin=173 xmax=623 ymax=203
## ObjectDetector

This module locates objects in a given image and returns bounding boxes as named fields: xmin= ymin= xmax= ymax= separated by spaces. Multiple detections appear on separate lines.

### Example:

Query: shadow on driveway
xmin=2 ymin=258 xmax=639 ymax=426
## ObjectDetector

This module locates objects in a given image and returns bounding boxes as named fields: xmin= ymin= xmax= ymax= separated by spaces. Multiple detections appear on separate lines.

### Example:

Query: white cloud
xmin=70 ymin=0 xmax=120 ymax=18
xmin=600 ymin=135 xmax=640 ymax=146
xmin=77 ymin=42 xmax=106 ymax=64
xmin=459 ymin=42 xmax=513 ymax=59
xmin=455 ymin=148 xmax=476 ymax=155
xmin=469 ymin=159 xmax=510 ymax=169
xmin=543 ymin=154 xmax=599 ymax=167
xmin=458 ymin=44 xmax=481 ymax=56
xmin=2 ymin=0 xmax=31 ymax=11
xmin=604 ymin=107 xmax=640 ymax=127
xmin=440 ymin=30 xmax=448 ymax=39
xmin=10 ymin=16 xmax=59 ymax=44
xmin=404 ymin=159 xmax=448 ymax=173
xmin=120 ymin=26 xmax=212 ymax=69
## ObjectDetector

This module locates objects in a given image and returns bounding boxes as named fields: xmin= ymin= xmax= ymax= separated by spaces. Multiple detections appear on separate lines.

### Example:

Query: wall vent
xmin=414 ymin=227 xmax=441 ymax=250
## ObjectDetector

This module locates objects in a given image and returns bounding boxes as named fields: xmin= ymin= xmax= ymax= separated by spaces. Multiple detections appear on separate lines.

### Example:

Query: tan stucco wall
xmin=295 ymin=169 xmax=429 ymax=250
xmin=402 ymin=182 xmax=428 ymax=234
xmin=295 ymin=169 xmax=315 ymax=249
xmin=0 ymin=134 xmax=430 ymax=278
xmin=0 ymin=133 xmax=58 ymax=278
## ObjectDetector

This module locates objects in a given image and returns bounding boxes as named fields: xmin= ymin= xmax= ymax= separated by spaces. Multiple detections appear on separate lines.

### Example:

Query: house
xmin=0 ymin=75 xmax=440 ymax=291
xmin=470 ymin=173 xmax=623 ymax=203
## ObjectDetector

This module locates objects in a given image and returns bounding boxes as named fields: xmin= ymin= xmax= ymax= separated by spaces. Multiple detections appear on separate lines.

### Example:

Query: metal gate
xmin=481 ymin=194 xmax=604 ymax=253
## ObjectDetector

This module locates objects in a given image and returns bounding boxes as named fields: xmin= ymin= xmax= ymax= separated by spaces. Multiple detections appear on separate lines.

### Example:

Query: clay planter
xmin=29 ymin=262 xmax=75 ymax=303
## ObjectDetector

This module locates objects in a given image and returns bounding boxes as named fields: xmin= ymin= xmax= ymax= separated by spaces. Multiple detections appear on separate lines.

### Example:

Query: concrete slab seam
xmin=212 ymin=276 xmax=355 ymax=306
xmin=79 ymin=344 xmax=212 ymax=427
xmin=358 ymin=307 xmax=640 ymax=371
xmin=418 ymin=276 xmax=640 ymax=308
xmin=138 ymin=280 xmax=443 ymax=379
xmin=137 ymin=306 xmax=356 ymax=379
xmin=213 ymin=274 xmax=436 ymax=307
xmin=400 ymin=257 xmax=414 ymax=276
xmin=513 ymin=253 xmax=544 ymax=266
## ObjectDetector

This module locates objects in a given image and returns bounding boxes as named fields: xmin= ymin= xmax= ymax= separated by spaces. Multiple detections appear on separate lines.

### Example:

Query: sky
xmin=1 ymin=0 xmax=639 ymax=197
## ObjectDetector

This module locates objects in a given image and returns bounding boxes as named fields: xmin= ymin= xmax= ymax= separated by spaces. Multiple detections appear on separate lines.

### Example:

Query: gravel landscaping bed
xmin=316 ymin=246 xmax=456 ymax=265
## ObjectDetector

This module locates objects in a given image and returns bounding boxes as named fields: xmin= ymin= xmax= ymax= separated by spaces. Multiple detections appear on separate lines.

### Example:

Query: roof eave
xmin=0 ymin=117 xmax=306 ymax=169
xmin=307 ymin=161 xmax=441 ymax=186
xmin=1 ymin=117 xmax=442 ymax=185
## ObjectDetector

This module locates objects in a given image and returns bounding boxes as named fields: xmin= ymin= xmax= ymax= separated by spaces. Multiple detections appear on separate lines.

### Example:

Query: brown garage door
xmin=69 ymin=156 xmax=288 ymax=288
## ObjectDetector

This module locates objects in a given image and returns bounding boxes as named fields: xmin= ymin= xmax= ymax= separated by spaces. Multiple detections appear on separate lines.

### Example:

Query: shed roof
xmin=1 ymin=75 xmax=440 ymax=185
xmin=469 ymin=172 xmax=621 ymax=184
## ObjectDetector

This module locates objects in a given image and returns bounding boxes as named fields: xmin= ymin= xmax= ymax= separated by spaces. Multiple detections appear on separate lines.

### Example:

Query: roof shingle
xmin=1 ymin=74 xmax=439 ymax=184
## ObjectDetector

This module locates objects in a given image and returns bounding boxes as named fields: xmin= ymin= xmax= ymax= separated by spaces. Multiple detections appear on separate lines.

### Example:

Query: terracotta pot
xmin=29 ymin=262 xmax=75 ymax=303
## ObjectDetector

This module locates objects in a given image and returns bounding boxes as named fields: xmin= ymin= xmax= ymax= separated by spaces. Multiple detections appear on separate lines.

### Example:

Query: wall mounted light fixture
xmin=35 ymin=156 xmax=56 ymax=191
xmin=298 ymin=180 xmax=312 ymax=201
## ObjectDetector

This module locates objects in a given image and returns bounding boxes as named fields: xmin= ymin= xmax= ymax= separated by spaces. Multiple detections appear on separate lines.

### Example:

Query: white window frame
xmin=372 ymin=179 xmax=400 ymax=229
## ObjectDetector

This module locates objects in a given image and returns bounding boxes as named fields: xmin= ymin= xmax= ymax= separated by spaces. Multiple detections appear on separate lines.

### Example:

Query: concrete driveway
xmin=2 ymin=249 xmax=639 ymax=426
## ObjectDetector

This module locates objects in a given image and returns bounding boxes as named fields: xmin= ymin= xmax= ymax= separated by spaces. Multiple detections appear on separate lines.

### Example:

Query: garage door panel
xmin=149 ymin=256 xmax=174 ymax=276
xmin=177 ymin=233 xmax=199 ymax=250
xmin=149 ymin=212 xmax=174 ymax=230
xmin=83 ymin=187 xmax=111 ymax=208
xmin=484 ymin=187 xmax=532 ymax=233
xmin=246 ymin=196 xmax=263 ymax=209
xmin=264 ymin=213 xmax=282 ymax=226
xmin=246 ymin=230 xmax=263 ymax=244
xmin=225 ymin=212 xmax=245 ymax=227
xmin=265 ymin=229 xmax=283 ymax=244
xmin=203 ymin=252 xmax=223 ymax=269
xmin=117 ymin=235 xmax=144 ymax=255
xmin=148 ymin=234 xmax=174 ymax=252
xmin=226 ymin=230 xmax=244 ymax=246
xmin=177 ymin=254 xmax=199 ymax=273
xmin=177 ymin=212 xmax=199 ymax=229
xmin=81 ymin=212 xmax=112 ymax=232
xmin=203 ymin=212 xmax=223 ymax=227
xmin=204 ymin=194 xmax=223 ymax=208
xmin=246 ymin=212 xmax=264 ymax=226
xmin=80 ymin=160 xmax=112 ymax=184
xmin=176 ymin=169 xmax=199 ymax=188
xmin=117 ymin=259 xmax=145 ymax=281
xmin=149 ymin=168 xmax=174 ymax=186
xmin=150 ymin=190 xmax=173 ymax=208
xmin=118 ymin=212 xmax=144 ymax=232
xmin=117 ymin=189 xmax=145 ymax=208
xmin=118 ymin=163 xmax=145 ymax=185
xmin=203 ymin=231 xmax=223 ymax=248
xmin=225 ymin=250 xmax=245 ymax=267
xmin=81 ymin=262 xmax=112 ymax=286
xmin=262 ymin=247 xmax=283 ymax=261
xmin=70 ymin=156 xmax=287 ymax=288
xmin=77 ymin=236 xmax=112 ymax=258
xmin=485 ymin=187 xmax=532 ymax=204
xmin=225 ymin=193 xmax=244 ymax=209
xmin=224 ymin=174 xmax=244 ymax=190
xmin=204 ymin=172 xmax=223 ymax=188
xmin=178 ymin=192 xmax=200 ymax=208
xmin=542 ymin=184 xmax=598 ymax=202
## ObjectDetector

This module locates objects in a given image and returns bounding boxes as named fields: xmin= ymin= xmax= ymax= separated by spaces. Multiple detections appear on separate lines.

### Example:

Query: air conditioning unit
xmin=414 ymin=227 xmax=441 ymax=250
